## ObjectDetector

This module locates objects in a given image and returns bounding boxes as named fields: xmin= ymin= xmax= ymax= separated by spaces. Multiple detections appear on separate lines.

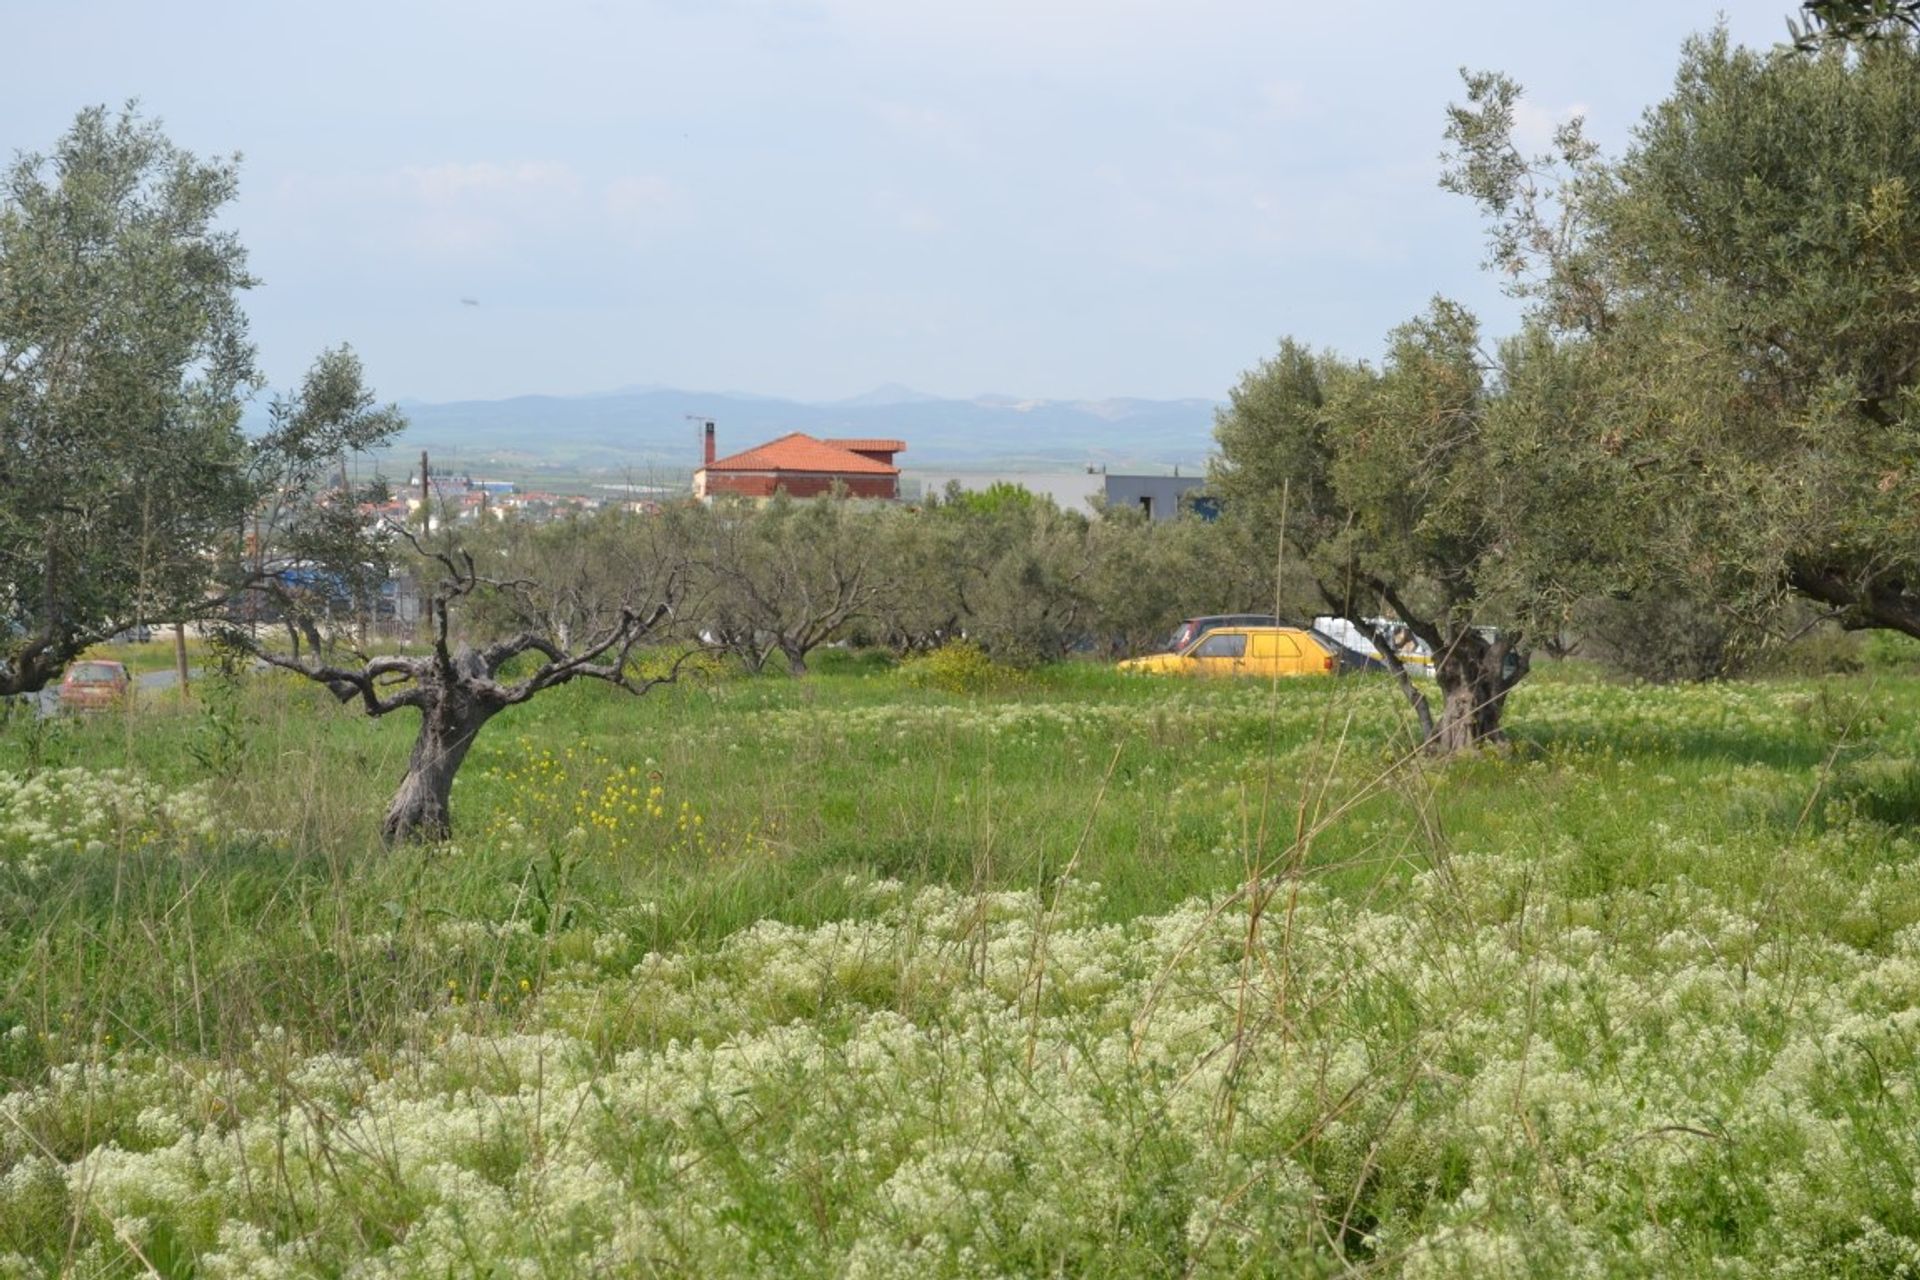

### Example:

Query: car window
xmin=1191 ymin=633 xmax=1247 ymax=659
xmin=69 ymin=663 xmax=121 ymax=682
xmin=1170 ymin=615 xmax=1283 ymax=652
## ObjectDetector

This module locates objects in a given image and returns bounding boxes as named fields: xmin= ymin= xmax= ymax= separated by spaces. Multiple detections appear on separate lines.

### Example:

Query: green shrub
xmin=1750 ymin=622 xmax=1865 ymax=678
xmin=896 ymin=639 xmax=1016 ymax=694
xmin=1579 ymin=595 xmax=1867 ymax=683
xmin=1863 ymin=630 xmax=1920 ymax=672
xmin=1576 ymin=593 xmax=1750 ymax=683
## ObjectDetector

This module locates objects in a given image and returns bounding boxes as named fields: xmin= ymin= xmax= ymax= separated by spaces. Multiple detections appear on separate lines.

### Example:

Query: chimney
xmin=703 ymin=421 xmax=716 ymax=467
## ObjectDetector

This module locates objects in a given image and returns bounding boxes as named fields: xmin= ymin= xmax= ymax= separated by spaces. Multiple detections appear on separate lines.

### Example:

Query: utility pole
xmin=339 ymin=453 xmax=370 ymax=649
xmin=173 ymin=621 xmax=191 ymax=697
xmin=418 ymin=449 xmax=433 ymax=644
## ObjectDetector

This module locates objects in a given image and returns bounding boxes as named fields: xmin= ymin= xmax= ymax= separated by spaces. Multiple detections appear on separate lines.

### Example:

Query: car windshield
xmin=68 ymin=663 xmax=121 ymax=683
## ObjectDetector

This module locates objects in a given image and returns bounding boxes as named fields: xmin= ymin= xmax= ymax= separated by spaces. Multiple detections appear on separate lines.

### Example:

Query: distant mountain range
xmin=299 ymin=384 xmax=1222 ymax=475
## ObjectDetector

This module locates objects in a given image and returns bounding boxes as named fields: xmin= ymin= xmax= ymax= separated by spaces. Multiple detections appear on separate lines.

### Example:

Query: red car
xmin=58 ymin=660 xmax=132 ymax=711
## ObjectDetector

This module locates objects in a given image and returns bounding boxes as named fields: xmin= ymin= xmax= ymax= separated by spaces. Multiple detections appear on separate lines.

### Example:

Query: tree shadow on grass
xmin=1510 ymin=721 xmax=1833 ymax=773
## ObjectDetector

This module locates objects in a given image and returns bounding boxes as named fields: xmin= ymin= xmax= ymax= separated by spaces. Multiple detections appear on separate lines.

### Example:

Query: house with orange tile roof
xmin=693 ymin=423 xmax=905 ymax=500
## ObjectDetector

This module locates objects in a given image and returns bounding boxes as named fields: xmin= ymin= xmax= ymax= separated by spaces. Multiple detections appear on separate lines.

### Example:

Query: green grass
xmin=79 ymin=634 xmax=208 ymax=676
xmin=5 ymin=660 xmax=1920 ymax=1274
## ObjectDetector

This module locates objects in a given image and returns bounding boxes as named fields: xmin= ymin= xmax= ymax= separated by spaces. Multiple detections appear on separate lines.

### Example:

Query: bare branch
xmin=229 ymin=633 xmax=427 ymax=717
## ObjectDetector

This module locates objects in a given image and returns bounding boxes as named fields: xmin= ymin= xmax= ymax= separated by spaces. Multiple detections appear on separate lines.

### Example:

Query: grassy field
xmin=5 ymin=655 xmax=1920 ymax=1275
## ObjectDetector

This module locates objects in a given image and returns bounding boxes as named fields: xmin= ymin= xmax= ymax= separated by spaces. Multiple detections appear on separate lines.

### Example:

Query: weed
xmin=185 ymin=640 xmax=254 ymax=775
xmin=5 ymin=664 xmax=1920 ymax=1274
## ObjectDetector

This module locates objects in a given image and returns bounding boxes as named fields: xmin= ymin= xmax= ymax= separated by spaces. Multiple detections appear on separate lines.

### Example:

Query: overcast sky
xmin=10 ymin=1 xmax=1790 ymax=405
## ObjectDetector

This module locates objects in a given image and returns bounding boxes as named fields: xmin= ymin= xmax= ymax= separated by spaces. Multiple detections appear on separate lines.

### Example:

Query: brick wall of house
xmin=703 ymin=472 xmax=898 ymax=500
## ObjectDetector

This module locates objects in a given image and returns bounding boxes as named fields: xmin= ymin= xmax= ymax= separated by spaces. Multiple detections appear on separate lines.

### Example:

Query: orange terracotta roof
xmin=704 ymin=432 xmax=899 ymax=475
xmin=824 ymin=438 xmax=906 ymax=454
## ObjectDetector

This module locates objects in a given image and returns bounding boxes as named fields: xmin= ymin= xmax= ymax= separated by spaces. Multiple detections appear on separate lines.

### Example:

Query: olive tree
xmin=1446 ymin=28 xmax=1920 ymax=645
xmin=464 ymin=502 xmax=694 ymax=654
xmin=0 ymin=107 xmax=408 ymax=695
xmin=232 ymin=346 xmax=407 ymax=654
xmin=1081 ymin=508 xmax=1283 ymax=657
xmin=868 ymin=504 xmax=968 ymax=653
xmin=242 ymin=518 xmax=685 ymax=844
xmin=948 ymin=490 xmax=1095 ymax=667
xmin=692 ymin=494 xmax=891 ymax=676
xmin=220 ymin=360 xmax=680 ymax=844
xmin=0 ymin=106 xmax=259 ymax=694
xmin=1213 ymin=304 xmax=1617 ymax=751
xmin=1789 ymin=0 xmax=1920 ymax=48
xmin=1081 ymin=508 xmax=1170 ymax=657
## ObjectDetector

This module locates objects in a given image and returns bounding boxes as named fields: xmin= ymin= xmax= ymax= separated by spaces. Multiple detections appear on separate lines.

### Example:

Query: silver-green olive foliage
xmin=1789 ymin=0 xmax=1920 ymax=49
xmin=241 ymin=345 xmax=407 ymax=641
xmin=691 ymin=493 xmax=895 ymax=676
xmin=1448 ymin=27 xmax=1920 ymax=638
xmin=1212 ymin=301 xmax=1623 ymax=751
xmin=0 ymin=107 xmax=402 ymax=694
xmin=0 ymin=106 xmax=256 ymax=694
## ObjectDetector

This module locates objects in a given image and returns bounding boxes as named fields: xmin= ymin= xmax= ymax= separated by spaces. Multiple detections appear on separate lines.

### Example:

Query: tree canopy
xmin=0 ymin=107 xmax=407 ymax=695
xmin=1789 ymin=0 xmax=1920 ymax=49
xmin=0 ymin=106 xmax=258 ymax=694
xmin=1211 ymin=303 xmax=1620 ymax=751
xmin=1445 ymin=25 xmax=1920 ymax=644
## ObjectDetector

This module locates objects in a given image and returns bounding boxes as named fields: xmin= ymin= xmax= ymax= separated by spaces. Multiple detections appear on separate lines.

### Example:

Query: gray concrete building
xmin=1102 ymin=473 xmax=1213 ymax=521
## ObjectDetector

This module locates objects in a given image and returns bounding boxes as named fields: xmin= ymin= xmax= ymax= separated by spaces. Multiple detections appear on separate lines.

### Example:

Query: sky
xmin=8 ymin=0 xmax=1792 ymax=406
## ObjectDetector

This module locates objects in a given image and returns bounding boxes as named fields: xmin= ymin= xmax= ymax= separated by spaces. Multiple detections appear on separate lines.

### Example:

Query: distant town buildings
xmin=693 ymin=423 xmax=905 ymax=500
xmin=353 ymin=435 xmax=1218 ymax=527
xmin=384 ymin=472 xmax=602 ymax=529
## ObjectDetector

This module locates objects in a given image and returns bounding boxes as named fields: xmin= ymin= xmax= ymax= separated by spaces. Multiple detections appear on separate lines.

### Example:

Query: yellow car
xmin=1118 ymin=626 xmax=1338 ymax=678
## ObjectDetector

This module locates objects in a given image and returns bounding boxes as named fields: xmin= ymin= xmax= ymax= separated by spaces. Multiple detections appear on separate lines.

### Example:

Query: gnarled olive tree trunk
xmin=1364 ymin=615 xmax=1528 ymax=756
xmin=244 ymin=548 xmax=679 ymax=844
xmin=380 ymin=676 xmax=502 ymax=844
xmin=1430 ymin=629 xmax=1527 ymax=754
